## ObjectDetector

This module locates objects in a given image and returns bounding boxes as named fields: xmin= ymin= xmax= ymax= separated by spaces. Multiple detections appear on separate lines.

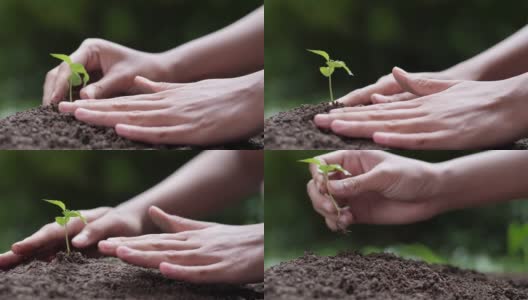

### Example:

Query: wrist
xmin=425 ymin=161 xmax=459 ymax=217
xmin=443 ymin=62 xmax=484 ymax=81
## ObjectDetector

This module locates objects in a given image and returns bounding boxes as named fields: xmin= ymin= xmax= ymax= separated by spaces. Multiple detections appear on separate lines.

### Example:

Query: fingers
xmin=133 ymin=76 xmax=182 ymax=94
xmin=327 ymin=172 xmax=378 ymax=198
xmin=337 ymin=76 xmax=402 ymax=106
xmin=329 ymin=100 xmax=421 ymax=114
xmin=149 ymin=206 xmax=212 ymax=233
xmin=115 ymin=124 xmax=195 ymax=145
xmin=159 ymin=262 xmax=225 ymax=284
xmin=331 ymin=118 xmax=435 ymax=138
xmin=58 ymin=97 xmax=167 ymax=113
xmin=71 ymin=211 xmax=117 ymax=248
xmin=80 ymin=73 xmax=131 ymax=99
xmin=314 ymin=109 xmax=426 ymax=129
xmin=99 ymin=239 xmax=199 ymax=256
xmin=116 ymin=247 xmax=213 ymax=269
xmin=371 ymin=92 xmax=417 ymax=103
xmin=392 ymin=67 xmax=460 ymax=96
xmin=307 ymin=180 xmax=337 ymax=221
xmin=0 ymin=251 xmax=26 ymax=270
xmin=373 ymin=131 xmax=453 ymax=150
xmin=70 ymin=108 xmax=173 ymax=128
xmin=43 ymin=67 xmax=59 ymax=105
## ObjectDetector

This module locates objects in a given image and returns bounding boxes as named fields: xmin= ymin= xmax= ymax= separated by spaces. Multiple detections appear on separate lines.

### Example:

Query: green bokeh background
xmin=265 ymin=151 xmax=528 ymax=273
xmin=265 ymin=0 xmax=528 ymax=117
xmin=0 ymin=0 xmax=261 ymax=118
xmin=0 ymin=151 xmax=263 ymax=253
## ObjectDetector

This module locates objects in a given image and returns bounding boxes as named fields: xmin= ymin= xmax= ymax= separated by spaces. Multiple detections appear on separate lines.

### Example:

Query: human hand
xmin=336 ymin=66 xmax=473 ymax=106
xmin=0 ymin=206 xmax=145 ymax=269
xmin=43 ymin=38 xmax=170 ymax=105
xmin=306 ymin=150 xmax=442 ymax=231
xmin=58 ymin=71 xmax=264 ymax=146
xmin=98 ymin=206 xmax=264 ymax=284
xmin=315 ymin=68 xmax=528 ymax=149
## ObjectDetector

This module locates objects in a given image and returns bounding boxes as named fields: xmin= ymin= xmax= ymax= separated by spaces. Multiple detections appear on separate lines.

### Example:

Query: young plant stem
xmin=323 ymin=172 xmax=346 ymax=233
xmin=64 ymin=224 xmax=70 ymax=255
xmin=328 ymin=75 xmax=334 ymax=101
xmin=69 ymin=82 xmax=73 ymax=102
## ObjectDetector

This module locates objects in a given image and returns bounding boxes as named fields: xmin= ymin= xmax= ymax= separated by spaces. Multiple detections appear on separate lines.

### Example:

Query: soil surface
xmin=0 ymin=106 xmax=263 ymax=150
xmin=0 ymin=252 xmax=263 ymax=300
xmin=265 ymin=103 xmax=528 ymax=150
xmin=265 ymin=252 xmax=528 ymax=300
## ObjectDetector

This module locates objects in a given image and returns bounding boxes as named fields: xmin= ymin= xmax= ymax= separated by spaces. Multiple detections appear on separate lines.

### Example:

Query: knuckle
xmin=384 ymin=120 xmax=401 ymax=131
xmin=111 ymin=102 xmax=129 ymax=110
xmin=127 ymin=111 xmax=143 ymax=122
xmin=342 ymin=178 xmax=359 ymax=193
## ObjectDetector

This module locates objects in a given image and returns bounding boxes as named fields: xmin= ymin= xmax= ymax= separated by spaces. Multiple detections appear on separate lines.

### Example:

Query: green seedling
xmin=50 ymin=53 xmax=90 ymax=102
xmin=307 ymin=49 xmax=353 ymax=102
xmin=44 ymin=199 xmax=87 ymax=255
xmin=508 ymin=222 xmax=528 ymax=264
xmin=299 ymin=157 xmax=351 ymax=232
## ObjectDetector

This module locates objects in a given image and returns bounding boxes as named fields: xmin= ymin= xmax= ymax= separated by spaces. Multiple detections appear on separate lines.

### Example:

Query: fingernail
xmin=324 ymin=202 xmax=333 ymax=213
xmin=117 ymin=246 xmax=131 ymax=256
xmin=72 ymin=233 xmax=87 ymax=245
xmin=84 ymin=87 xmax=95 ymax=98
xmin=331 ymin=120 xmax=346 ymax=132
xmin=328 ymin=180 xmax=344 ymax=194
xmin=314 ymin=114 xmax=330 ymax=127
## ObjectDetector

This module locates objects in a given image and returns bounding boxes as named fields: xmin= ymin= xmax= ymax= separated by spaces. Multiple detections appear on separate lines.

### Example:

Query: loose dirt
xmin=0 ymin=252 xmax=263 ymax=300
xmin=264 ymin=103 xmax=528 ymax=150
xmin=264 ymin=252 xmax=528 ymax=300
xmin=0 ymin=106 xmax=263 ymax=150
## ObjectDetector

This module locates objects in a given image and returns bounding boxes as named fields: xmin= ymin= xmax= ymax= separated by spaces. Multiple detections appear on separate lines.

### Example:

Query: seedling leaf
xmin=50 ymin=53 xmax=73 ymax=64
xmin=328 ymin=60 xmax=354 ymax=76
xmin=71 ymin=63 xmax=90 ymax=87
xmin=44 ymin=199 xmax=66 ymax=211
xmin=70 ymin=72 xmax=83 ymax=87
xmin=67 ymin=210 xmax=87 ymax=224
xmin=320 ymin=66 xmax=334 ymax=77
xmin=298 ymin=158 xmax=323 ymax=165
xmin=55 ymin=216 xmax=67 ymax=226
xmin=307 ymin=49 xmax=330 ymax=61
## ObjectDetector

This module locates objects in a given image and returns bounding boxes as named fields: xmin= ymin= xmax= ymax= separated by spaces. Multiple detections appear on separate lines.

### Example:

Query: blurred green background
xmin=0 ymin=0 xmax=261 ymax=118
xmin=0 ymin=151 xmax=263 ymax=253
xmin=265 ymin=0 xmax=528 ymax=117
xmin=265 ymin=151 xmax=528 ymax=273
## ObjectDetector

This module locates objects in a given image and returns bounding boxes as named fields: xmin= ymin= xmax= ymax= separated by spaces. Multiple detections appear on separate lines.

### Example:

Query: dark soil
xmin=264 ymin=103 xmax=528 ymax=150
xmin=0 ymin=106 xmax=263 ymax=150
xmin=264 ymin=252 xmax=528 ymax=300
xmin=0 ymin=252 xmax=263 ymax=300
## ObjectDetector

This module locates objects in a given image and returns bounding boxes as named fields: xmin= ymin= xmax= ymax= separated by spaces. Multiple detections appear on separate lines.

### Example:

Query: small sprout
xmin=307 ymin=49 xmax=353 ymax=102
xmin=299 ymin=157 xmax=351 ymax=232
xmin=44 ymin=199 xmax=87 ymax=255
xmin=50 ymin=54 xmax=90 ymax=102
xmin=508 ymin=222 xmax=528 ymax=264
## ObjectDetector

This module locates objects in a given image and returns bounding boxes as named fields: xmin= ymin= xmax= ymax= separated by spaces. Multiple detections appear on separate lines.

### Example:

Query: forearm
xmin=446 ymin=25 xmax=528 ymax=81
xmin=116 ymin=150 xmax=263 ymax=232
xmin=432 ymin=151 xmax=528 ymax=214
xmin=161 ymin=6 xmax=264 ymax=82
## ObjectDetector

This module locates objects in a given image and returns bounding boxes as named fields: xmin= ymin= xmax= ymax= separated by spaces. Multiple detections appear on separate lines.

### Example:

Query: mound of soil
xmin=0 ymin=106 xmax=263 ymax=150
xmin=265 ymin=252 xmax=528 ymax=300
xmin=264 ymin=103 xmax=528 ymax=150
xmin=0 ymin=252 xmax=263 ymax=300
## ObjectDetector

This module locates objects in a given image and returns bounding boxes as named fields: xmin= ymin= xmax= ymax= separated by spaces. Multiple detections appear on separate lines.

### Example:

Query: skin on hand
xmin=98 ymin=206 xmax=264 ymax=284
xmin=57 ymin=71 xmax=264 ymax=146
xmin=306 ymin=150 xmax=442 ymax=231
xmin=315 ymin=67 xmax=528 ymax=149
xmin=0 ymin=206 xmax=145 ymax=270
xmin=43 ymin=38 xmax=169 ymax=105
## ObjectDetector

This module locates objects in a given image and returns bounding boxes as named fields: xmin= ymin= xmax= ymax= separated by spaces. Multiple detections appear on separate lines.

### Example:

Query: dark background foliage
xmin=0 ymin=0 xmax=261 ymax=116
xmin=265 ymin=151 xmax=528 ymax=273
xmin=265 ymin=0 xmax=528 ymax=116
xmin=0 ymin=151 xmax=263 ymax=253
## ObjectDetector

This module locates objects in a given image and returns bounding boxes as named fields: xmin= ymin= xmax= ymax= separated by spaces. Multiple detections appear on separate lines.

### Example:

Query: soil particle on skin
xmin=264 ymin=103 xmax=528 ymax=150
xmin=0 ymin=252 xmax=263 ymax=300
xmin=264 ymin=252 xmax=528 ymax=300
xmin=0 ymin=106 xmax=263 ymax=150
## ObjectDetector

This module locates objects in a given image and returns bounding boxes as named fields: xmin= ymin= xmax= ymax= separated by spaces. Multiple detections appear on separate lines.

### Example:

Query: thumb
xmin=132 ymin=76 xmax=178 ymax=94
xmin=148 ymin=206 xmax=212 ymax=233
xmin=80 ymin=73 xmax=130 ymax=99
xmin=72 ymin=217 xmax=114 ymax=248
xmin=392 ymin=67 xmax=461 ymax=96
xmin=327 ymin=172 xmax=379 ymax=198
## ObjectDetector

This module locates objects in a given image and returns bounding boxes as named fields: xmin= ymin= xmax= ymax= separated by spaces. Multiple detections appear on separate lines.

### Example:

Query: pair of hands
xmin=0 ymin=206 xmax=263 ymax=284
xmin=43 ymin=39 xmax=264 ymax=145
xmin=307 ymin=150 xmax=446 ymax=231
xmin=315 ymin=67 xmax=528 ymax=149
